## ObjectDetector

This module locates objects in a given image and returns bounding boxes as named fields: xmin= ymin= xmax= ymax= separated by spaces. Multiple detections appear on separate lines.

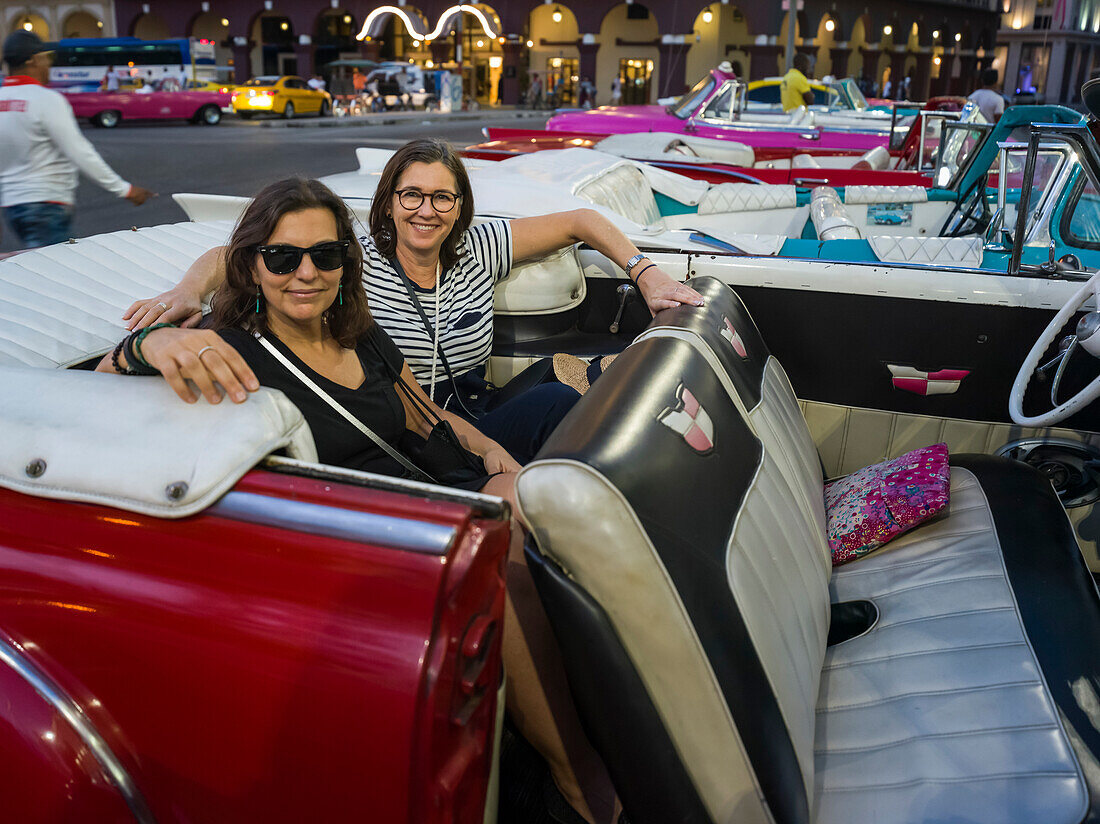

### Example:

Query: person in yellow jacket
xmin=780 ymin=53 xmax=815 ymax=112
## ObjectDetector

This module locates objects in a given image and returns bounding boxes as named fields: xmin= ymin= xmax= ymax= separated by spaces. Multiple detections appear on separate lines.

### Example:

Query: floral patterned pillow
xmin=824 ymin=443 xmax=951 ymax=566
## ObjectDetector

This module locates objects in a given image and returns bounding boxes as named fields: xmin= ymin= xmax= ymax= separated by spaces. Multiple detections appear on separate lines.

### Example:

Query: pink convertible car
xmin=547 ymin=65 xmax=890 ymax=155
xmin=64 ymin=89 xmax=231 ymax=128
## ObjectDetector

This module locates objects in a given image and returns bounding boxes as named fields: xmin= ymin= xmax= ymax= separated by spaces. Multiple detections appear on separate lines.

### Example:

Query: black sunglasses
xmin=256 ymin=240 xmax=350 ymax=275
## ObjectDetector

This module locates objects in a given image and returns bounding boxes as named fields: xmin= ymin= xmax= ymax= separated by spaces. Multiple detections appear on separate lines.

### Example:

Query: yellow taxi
xmin=186 ymin=79 xmax=240 ymax=95
xmin=232 ymin=75 xmax=332 ymax=119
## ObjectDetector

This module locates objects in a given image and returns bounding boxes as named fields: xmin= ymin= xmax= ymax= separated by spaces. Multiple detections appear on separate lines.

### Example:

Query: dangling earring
xmin=338 ymin=282 xmax=343 ymax=306
xmin=255 ymin=285 xmax=261 ymax=314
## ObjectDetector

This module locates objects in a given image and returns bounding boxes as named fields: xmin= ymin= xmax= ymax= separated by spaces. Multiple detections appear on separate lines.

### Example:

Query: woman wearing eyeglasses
xmin=123 ymin=138 xmax=703 ymax=467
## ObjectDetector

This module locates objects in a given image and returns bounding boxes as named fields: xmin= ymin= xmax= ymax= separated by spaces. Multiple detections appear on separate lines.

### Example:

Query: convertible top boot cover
xmin=0 ymin=366 xmax=316 ymax=517
xmin=518 ymin=278 xmax=1095 ymax=824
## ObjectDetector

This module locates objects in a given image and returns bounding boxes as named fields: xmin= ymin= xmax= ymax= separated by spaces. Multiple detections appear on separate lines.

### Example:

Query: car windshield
xmin=828 ymin=78 xmax=866 ymax=111
xmin=668 ymin=75 xmax=715 ymax=119
xmin=932 ymin=105 xmax=990 ymax=187
xmin=245 ymin=77 xmax=279 ymax=86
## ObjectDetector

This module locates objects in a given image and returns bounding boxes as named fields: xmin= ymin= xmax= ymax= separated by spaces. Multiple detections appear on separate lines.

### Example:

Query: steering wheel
xmin=1010 ymin=268 xmax=1100 ymax=426
xmin=940 ymin=180 xmax=989 ymax=237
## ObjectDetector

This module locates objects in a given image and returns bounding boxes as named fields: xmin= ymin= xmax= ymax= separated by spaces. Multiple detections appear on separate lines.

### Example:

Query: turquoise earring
xmin=255 ymin=285 xmax=261 ymax=313
xmin=338 ymin=282 xmax=343 ymax=306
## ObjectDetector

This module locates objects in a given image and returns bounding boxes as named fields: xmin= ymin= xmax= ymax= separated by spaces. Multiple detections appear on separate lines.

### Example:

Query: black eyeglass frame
xmin=255 ymin=240 xmax=351 ymax=275
xmin=393 ymin=188 xmax=462 ymax=213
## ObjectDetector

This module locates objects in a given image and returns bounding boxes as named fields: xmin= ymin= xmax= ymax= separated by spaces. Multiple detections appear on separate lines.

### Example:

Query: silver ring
xmin=155 ymin=301 xmax=168 ymax=312
xmin=196 ymin=346 xmax=214 ymax=358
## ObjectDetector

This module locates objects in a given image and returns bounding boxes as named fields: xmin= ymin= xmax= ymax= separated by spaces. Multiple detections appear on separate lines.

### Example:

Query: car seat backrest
xmin=574 ymin=162 xmax=663 ymax=227
xmin=517 ymin=284 xmax=831 ymax=824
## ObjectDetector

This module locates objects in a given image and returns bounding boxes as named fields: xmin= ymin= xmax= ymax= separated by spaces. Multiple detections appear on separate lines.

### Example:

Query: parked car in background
xmin=231 ymin=75 xmax=332 ymax=119
xmin=64 ymin=89 xmax=231 ymax=127
xmin=364 ymin=65 xmax=436 ymax=111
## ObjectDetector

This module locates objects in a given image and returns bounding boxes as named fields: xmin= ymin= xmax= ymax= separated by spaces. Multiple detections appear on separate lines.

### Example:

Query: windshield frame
xmin=668 ymin=75 xmax=715 ymax=119
xmin=933 ymin=116 xmax=993 ymax=189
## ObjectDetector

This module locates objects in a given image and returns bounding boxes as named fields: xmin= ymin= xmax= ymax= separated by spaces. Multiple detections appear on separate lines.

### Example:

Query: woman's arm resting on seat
xmin=124 ymin=245 xmax=229 ymax=330
xmin=96 ymin=327 xmax=259 ymax=405
xmin=394 ymin=361 xmax=521 ymax=475
xmin=510 ymin=208 xmax=704 ymax=314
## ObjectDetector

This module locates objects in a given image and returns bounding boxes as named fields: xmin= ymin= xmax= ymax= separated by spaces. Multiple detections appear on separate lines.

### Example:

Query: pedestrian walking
xmin=102 ymin=64 xmax=120 ymax=92
xmin=580 ymin=76 xmax=596 ymax=109
xmin=968 ymin=68 xmax=1005 ymax=123
xmin=528 ymin=72 xmax=543 ymax=109
xmin=610 ymin=75 xmax=622 ymax=105
xmin=0 ymin=31 xmax=153 ymax=248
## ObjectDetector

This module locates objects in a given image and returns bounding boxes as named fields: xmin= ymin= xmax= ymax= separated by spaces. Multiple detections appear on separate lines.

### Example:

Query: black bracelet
xmin=122 ymin=331 xmax=160 ymax=376
xmin=632 ymin=262 xmax=656 ymax=285
xmin=111 ymin=338 xmax=139 ymax=375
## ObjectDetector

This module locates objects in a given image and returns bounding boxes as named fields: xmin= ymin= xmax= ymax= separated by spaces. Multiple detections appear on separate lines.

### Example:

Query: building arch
xmin=61 ymin=9 xmax=103 ymax=38
xmin=314 ymin=8 xmax=359 ymax=73
xmin=9 ymin=11 xmax=50 ymax=40
xmin=130 ymin=11 xmax=169 ymax=40
xmin=249 ymin=9 xmax=295 ymax=78
xmin=814 ymin=13 xmax=840 ymax=78
xmin=189 ymin=11 xmax=231 ymax=79
xmin=528 ymin=4 xmax=581 ymax=105
xmin=686 ymin=4 xmax=750 ymax=84
xmin=598 ymin=3 xmax=659 ymax=104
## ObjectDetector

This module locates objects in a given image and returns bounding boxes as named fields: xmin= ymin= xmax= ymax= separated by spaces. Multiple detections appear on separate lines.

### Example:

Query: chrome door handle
xmin=609 ymin=283 xmax=636 ymax=334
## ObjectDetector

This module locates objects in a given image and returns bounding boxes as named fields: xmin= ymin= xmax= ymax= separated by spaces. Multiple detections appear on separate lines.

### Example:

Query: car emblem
xmin=720 ymin=317 xmax=748 ymax=359
xmin=659 ymin=383 xmax=714 ymax=453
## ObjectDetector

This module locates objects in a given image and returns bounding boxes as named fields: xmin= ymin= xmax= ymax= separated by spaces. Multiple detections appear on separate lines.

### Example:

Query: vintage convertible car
xmin=64 ymin=88 xmax=231 ymax=128
xmin=468 ymin=98 xmax=981 ymax=189
xmin=2 ymin=82 xmax=1099 ymax=823
xmin=547 ymin=64 xmax=909 ymax=154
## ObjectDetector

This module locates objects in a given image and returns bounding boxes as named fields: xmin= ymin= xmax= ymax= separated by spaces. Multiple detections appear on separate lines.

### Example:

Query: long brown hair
xmin=368 ymin=138 xmax=474 ymax=272
xmin=207 ymin=177 xmax=371 ymax=348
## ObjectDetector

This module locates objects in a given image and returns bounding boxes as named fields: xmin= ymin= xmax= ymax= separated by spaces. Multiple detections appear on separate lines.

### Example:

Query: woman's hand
xmin=482 ymin=447 xmax=522 ymax=475
xmin=139 ymin=328 xmax=259 ymax=404
xmin=635 ymin=265 xmax=705 ymax=314
xmin=124 ymin=286 xmax=204 ymax=331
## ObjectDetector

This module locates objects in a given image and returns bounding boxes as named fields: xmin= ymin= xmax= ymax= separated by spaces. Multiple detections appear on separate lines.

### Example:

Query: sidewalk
xmin=258 ymin=107 xmax=551 ymax=129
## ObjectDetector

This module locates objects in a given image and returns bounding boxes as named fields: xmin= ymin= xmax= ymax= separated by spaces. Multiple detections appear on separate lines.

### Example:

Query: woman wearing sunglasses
xmin=99 ymin=175 xmax=623 ymax=824
xmin=122 ymin=138 xmax=703 ymax=467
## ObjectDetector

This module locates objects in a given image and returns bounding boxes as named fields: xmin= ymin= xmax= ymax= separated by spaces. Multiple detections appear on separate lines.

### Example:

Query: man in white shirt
xmin=968 ymin=68 xmax=1006 ymax=123
xmin=0 ymin=31 xmax=152 ymax=248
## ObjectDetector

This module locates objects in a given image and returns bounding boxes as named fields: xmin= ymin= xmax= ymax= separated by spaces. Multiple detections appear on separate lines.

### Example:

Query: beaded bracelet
xmin=111 ymin=338 xmax=139 ymax=375
xmin=122 ymin=322 xmax=175 ymax=376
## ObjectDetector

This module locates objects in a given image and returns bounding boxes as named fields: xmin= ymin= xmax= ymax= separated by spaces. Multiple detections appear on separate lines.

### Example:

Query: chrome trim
xmin=210 ymin=490 xmax=460 ymax=555
xmin=0 ymin=636 xmax=156 ymax=823
xmin=262 ymin=455 xmax=510 ymax=519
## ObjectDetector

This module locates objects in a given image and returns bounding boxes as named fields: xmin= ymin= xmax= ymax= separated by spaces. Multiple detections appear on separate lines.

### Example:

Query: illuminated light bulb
xmin=526 ymin=39 xmax=533 ymax=48
xmin=499 ymin=36 xmax=505 ymax=43
xmin=412 ymin=40 xmax=421 ymax=47
xmin=23 ymin=21 xmax=33 ymax=31
xmin=426 ymin=59 xmax=434 ymax=68
xmin=344 ymin=15 xmax=352 ymax=24
xmin=883 ymin=24 xmax=892 ymax=36
xmin=280 ymin=21 xmax=288 ymax=31
xmin=933 ymin=29 xmax=940 ymax=38
xmin=97 ymin=20 xmax=104 ymax=28
xmin=954 ymin=32 xmax=961 ymax=41
xmin=221 ymin=17 xmax=229 ymax=26
xmin=933 ymin=56 xmax=941 ymax=65
xmin=552 ymin=9 xmax=563 ymax=23
xmin=825 ymin=19 xmax=835 ymax=32
xmin=702 ymin=10 xmax=713 ymax=23
xmin=476 ymin=39 xmax=484 ymax=47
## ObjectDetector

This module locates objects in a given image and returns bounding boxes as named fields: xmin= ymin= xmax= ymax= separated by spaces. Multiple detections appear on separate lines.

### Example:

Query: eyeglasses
xmin=395 ymin=188 xmax=461 ymax=213
xmin=256 ymin=240 xmax=350 ymax=275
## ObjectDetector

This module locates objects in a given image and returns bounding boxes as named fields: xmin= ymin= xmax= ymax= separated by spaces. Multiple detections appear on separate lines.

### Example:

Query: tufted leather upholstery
xmin=518 ymin=276 xmax=1095 ymax=824
xmin=697 ymin=182 xmax=797 ymax=214
xmin=842 ymin=185 xmax=928 ymax=204
xmin=574 ymin=162 xmax=663 ymax=227
xmin=868 ymin=234 xmax=983 ymax=267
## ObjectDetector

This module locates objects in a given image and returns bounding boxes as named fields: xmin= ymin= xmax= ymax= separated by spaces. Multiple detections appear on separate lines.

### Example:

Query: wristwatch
xmin=624 ymin=253 xmax=646 ymax=277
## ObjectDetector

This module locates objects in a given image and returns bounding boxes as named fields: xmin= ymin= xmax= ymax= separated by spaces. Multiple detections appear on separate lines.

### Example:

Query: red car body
xmin=466 ymin=127 xmax=932 ymax=189
xmin=0 ymin=465 xmax=509 ymax=822
xmin=64 ymin=90 xmax=231 ymax=126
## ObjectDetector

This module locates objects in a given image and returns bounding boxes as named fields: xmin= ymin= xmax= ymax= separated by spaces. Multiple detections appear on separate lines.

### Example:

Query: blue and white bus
xmin=48 ymin=38 xmax=216 ymax=92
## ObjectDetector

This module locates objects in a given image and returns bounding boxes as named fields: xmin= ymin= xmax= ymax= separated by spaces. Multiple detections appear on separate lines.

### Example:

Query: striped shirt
xmin=361 ymin=220 xmax=512 ymax=394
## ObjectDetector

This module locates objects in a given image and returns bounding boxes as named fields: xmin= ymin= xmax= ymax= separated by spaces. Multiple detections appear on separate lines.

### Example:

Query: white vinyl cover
xmin=816 ymin=468 xmax=1087 ymax=824
xmin=595 ymin=131 xmax=756 ymax=167
xmin=868 ymin=235 xmax=984 ymax=267
xmin=493 ymin=244 xmax=586 ymax=314
xmin=842 ymin=185 xmax=928 ymax=204
xmin=635 ymin=162 xmax=710 ymax=206
xmin=0 ymin=366 xmax=317 ymax=517
xmin=0 ymin=221 xmax=234 ymax=368
xmin=573 ymin=161 xmax=663 ymax=227
xmin=810 ymin=187 xmax=862 ymax=240
xmin=697 ymin=182 xmax=797 ymax=214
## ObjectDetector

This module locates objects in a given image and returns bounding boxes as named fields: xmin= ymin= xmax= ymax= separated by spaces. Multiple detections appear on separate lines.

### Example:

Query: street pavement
xmin=0 ymin=110 xmax=550 ymax=253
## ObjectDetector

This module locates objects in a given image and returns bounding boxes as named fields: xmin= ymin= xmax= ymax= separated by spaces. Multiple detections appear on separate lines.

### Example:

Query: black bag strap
xmin=389 ymin=255 xmax=478 ymax=418
xmin=364 ymin=332 xmax=484 ymax=474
